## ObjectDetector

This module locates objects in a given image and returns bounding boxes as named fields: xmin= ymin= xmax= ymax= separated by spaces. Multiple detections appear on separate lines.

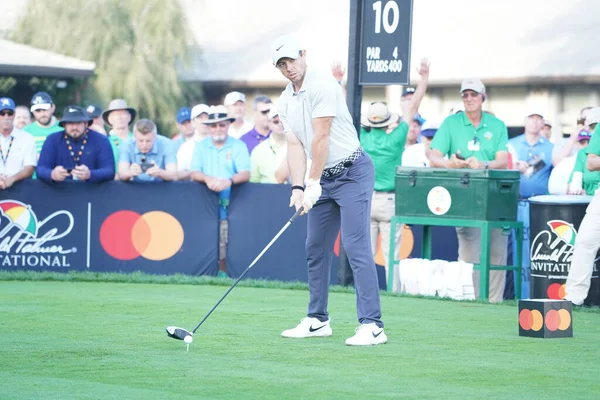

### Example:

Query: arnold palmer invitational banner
xmin=0 ymin=181 xmax=463 ymax=288
xmin=0 ymin=181 xmax=220 ymax=276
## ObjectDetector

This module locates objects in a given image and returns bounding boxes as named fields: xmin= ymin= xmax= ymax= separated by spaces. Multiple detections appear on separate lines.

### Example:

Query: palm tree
xmin=9 ymin=0 xmax=200 ymax=135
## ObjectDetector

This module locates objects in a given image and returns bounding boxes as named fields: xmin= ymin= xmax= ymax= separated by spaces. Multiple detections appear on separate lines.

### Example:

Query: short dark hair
xmin=253 ymin=95 xmax=272 ymax=111
xmin=134 ymin=119 xmax=157 ymax=135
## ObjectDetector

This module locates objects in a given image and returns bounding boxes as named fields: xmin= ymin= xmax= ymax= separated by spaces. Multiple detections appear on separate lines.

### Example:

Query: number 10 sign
xmin=359 ymin=0 xmax=414 ymax=86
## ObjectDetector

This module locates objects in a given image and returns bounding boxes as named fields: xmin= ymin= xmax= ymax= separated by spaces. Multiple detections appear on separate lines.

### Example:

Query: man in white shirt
xmin=224 ymin=91 xmax=253 ymax=139
xmin=0 ymin=98 xmax=37 ymax=188
xmin=177 ymin=104 xmax=210 ymax=180
xmin=402 ymin=120 xmax=439 ymax=167
xmin=272 ymin=35 xmax=386 ymax=346
xmin=250 ymin=106 xmax=288 ymax=183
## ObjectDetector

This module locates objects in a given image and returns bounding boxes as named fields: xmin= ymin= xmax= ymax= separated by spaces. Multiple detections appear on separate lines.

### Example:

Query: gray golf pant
xmin=306 ymin=154 xmax=383 ymax=328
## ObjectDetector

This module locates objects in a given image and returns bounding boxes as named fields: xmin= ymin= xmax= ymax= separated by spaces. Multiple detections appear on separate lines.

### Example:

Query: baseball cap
xmin=176 ymin=107 xmax=191 ymax=124
xmin=421 ymin=120 xmax=439 ymax=138
xmin=543 ymin=119 xmax=552 ymax=127
xmin=0 ymin=97 xmax=16 ymax=113
xmin=224 ymin=91 xmax=246 ymax=106
xmin=525 ymin=109 xmax=544 ymax=119
xmin=578 ymin=130 xmax=592 ymax=141
xmin=191 ymin=104 xmax=210 ymax=119
xmin=268 ymin=106 xmax=279 ymax=120
xmin=585 ymin=107 xmax=600 ymax=127
xmin=30 ymin=91 xmax=53 ymax=112
xmin=460 ymin=78 xmax=486 ymax=95
xmin=86 ymin=104 xmax=102 ymax=118
xmin=271 ymin=35 xmax=303 ymax=65
xmin=402 ymin=87 xmax=416 ymax=97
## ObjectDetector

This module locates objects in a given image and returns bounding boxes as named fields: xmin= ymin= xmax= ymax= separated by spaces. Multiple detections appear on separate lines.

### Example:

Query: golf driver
xmin=166 ymin=207 xmax=304 ymax=343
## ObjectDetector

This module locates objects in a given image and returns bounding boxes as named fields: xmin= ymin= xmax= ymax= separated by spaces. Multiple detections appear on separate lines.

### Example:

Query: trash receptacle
xmin=529 ymin=195 xmax=600 ymax=306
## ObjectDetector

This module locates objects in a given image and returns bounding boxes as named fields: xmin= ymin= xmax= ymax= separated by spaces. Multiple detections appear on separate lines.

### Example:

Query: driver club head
xmin=166 ymin=326 xmax=193 ymax=340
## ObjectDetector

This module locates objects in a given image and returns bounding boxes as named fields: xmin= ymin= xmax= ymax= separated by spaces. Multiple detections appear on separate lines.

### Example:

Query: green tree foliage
xmin=10 ymin=0 xmax=202 ymax=135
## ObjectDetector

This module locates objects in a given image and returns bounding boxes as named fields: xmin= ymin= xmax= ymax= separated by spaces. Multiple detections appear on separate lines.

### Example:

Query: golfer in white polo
xmin=272 ymin=35 xmax=386 ymax=346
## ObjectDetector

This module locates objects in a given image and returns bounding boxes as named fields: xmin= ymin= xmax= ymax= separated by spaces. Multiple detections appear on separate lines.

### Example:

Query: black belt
xmin=322 ymin=147 xmax=364 ymax=178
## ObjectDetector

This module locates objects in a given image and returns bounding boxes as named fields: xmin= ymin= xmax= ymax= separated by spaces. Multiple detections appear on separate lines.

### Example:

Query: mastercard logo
xmin=547 ymin=283 xmax=566 ymax=300
xmin=333 ymin=227 xmax=414 ymax=263
xmin=100 ymin=210 xmax=184 ymax=261
xmin=519 ymin=308 xmax=571 ymax=332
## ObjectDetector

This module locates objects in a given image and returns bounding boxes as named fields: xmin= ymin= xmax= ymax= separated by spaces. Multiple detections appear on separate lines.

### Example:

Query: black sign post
xmin=359 ymin=0 xmax=414 ymax=86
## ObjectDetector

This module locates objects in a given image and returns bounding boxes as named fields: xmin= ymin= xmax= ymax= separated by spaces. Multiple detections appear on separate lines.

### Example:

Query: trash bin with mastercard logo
xmin=529 ymin=195 xmax=600 ymax=306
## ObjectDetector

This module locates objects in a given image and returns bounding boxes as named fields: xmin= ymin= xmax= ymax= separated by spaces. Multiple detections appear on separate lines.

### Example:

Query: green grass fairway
xmin=1 ymin=276 xmax=599 ymax=399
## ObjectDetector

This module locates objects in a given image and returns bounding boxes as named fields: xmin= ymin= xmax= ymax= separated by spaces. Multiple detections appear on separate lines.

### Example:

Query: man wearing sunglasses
xmin=0 ymin=98 xmax=37 ymax=189
xmin=190 ymin=105 xmax=251 ymax=276
xmin=429 ymin=78 xmax=510 ymax=303
xmin=240 ymin=95 xmax=273 ymax=154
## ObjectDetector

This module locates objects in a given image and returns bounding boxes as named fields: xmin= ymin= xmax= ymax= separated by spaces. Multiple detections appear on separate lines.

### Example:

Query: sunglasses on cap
xmin=0 ymin=111 xmax=14 ymax=117
xmin=260 ymin=109 xmax=271 ymax=115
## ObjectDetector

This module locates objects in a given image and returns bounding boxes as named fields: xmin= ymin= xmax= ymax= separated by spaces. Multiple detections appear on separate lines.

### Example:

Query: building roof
xmin=0 ymin=39 xmax=96 ymax=78
xmin=180 ymin=0 xmax=600 ymax=86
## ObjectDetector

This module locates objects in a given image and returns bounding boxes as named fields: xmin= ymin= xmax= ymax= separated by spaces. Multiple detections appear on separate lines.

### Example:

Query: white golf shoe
xmin=281 ymin=317 xmax=332 ymax=338
xmin=345 ymin=323 xmax=387 ymax=346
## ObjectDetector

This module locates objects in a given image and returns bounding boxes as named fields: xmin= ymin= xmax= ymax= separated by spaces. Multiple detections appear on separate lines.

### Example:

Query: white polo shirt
xmin=0 ymin=128 xmax=37 ymax=176
xmin=277 ymin=68 xmax=360 ymax=168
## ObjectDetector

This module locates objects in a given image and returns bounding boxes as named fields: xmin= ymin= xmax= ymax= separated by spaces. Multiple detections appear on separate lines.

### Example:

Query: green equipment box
xmin=395 ymin=167 xmax=520 ymax=221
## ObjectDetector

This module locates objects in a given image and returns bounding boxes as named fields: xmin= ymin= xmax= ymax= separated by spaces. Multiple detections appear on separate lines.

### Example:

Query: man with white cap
xmin=0 ymin=98 xmax=36 ymax=188
xmin=508 ymin=109 xmax=555 ymax=199
xmin=271 ymin=34 xmax=386 ymax=346
xmin=190 ymin=105 xmax=250 ymax=275
xmin=565 ymin=123 xmax=600 ymax=306
xmin=177 ymin=103 xmax=210 ymax=180
xmin=250 ymin=106 xmax=289 ymax=183
xmin=430 ymin=78 xmax=510 ymax=303
xmin=224 ymin=91 xmax=253 ymax=139
xmin=103 ymin=99 xmax=137 ymax=176
xmin=24 ymin=91 xmax=62 ymax=156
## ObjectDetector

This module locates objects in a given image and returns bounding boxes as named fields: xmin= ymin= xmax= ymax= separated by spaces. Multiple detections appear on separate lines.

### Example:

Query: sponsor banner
xmin=0 ymin=181 xmax=220 ymax=276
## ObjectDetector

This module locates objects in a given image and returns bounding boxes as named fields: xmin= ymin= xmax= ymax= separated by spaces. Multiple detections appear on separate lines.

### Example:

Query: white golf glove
xmin=302 ymin=179 xmax=322 ymax=213
xmin=290 ymin=188 xmax=304 ymax=211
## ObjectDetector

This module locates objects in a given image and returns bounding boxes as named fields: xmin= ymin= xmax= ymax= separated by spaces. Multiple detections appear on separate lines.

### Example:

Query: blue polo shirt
xmin=508 ymin=134 xmax=554 ymax=198
xmin=119 ymin=135 xmax=176 ymax=181
xmin=190 ymin=136 xmax=251 ymax=220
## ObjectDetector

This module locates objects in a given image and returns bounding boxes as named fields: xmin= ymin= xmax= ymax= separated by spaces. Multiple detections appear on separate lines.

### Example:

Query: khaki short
xmin=219 ymin=220 xmax=228 ymax=261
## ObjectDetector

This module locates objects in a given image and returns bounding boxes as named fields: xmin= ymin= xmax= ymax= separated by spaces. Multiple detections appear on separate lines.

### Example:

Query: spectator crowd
xmin=1 ymin=61 xmax=599 ymax=288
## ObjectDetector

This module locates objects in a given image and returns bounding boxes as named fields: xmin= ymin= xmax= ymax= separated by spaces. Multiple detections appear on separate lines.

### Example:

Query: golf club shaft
xmin=191 ymin=207 xmax=303 ymax=334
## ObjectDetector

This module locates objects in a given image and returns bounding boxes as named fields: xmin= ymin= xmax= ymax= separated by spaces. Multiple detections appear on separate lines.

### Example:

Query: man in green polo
xmin=565 ymin=125 xmax=600 ymax=306
xmin=429 ymin=78 xmax=509 ymax=302
xmin=102 ymin=99 xmax=136 ymax=176
xmin=360 ymin=58 xmax=430 ymax=277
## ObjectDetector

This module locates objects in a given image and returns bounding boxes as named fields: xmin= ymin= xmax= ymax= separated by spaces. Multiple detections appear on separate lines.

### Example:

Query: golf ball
xmin=184 ymin=335 xmax=193 ymax=344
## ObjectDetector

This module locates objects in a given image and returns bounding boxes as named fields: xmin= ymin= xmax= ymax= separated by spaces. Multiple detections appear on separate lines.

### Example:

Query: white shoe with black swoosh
xmin=281 ymin=317 xmax=332 ymax=338
xmin=345 ymin=323 xmax=387 ymax=346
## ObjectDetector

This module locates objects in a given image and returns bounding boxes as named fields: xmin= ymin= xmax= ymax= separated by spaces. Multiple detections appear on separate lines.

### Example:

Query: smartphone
xmin=141 ymin=163 xmax=153 ymax=173
xmin=66 ymin=169 xmax=73 ymax=173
